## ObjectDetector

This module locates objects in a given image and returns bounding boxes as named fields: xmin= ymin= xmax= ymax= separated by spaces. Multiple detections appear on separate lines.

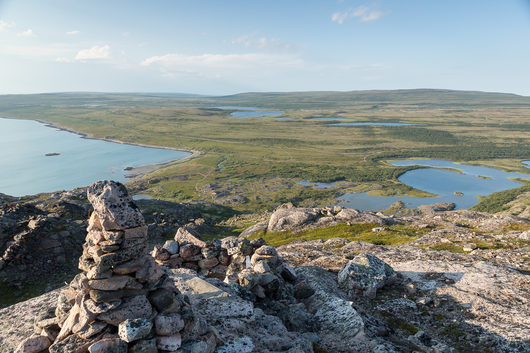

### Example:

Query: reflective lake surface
xmin=214 ymin=106 xmax=285 ymax=118
xmin=0 ymin=118 xmax=191 ymax=196
xmin=339 ymin=159 xmax=529 ymax=210
xmin=298 ymin=180 xmax=336 ymax=188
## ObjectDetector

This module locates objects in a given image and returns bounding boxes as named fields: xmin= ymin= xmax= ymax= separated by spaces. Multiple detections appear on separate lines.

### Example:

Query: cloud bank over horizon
xmin=0 ymin=0 xmax=528 ymax=95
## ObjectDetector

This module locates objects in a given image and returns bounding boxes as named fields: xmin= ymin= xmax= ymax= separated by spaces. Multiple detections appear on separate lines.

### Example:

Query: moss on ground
xmin=247 ymin=223 xmax=424 ymax=247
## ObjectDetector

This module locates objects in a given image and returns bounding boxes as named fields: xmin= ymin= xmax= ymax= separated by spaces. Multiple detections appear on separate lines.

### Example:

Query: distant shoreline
xmin=0 ymin=116 xmax=201 ymax=180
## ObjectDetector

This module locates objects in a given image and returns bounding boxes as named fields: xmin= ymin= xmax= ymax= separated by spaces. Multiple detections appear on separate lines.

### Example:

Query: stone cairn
xmin=152 ymin=228 xmax=300 ymax=300
xmin=17 ymin=181 xmax=217 ymax=353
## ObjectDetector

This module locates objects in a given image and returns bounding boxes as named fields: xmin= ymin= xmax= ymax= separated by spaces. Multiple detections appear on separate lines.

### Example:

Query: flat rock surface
xmin=0 ymin=289 xmax=60 ymax=352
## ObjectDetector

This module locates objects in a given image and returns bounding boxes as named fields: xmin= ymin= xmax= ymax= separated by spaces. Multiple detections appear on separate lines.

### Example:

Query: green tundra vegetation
xmin=0 ymin=89 xmax=529 ymax=217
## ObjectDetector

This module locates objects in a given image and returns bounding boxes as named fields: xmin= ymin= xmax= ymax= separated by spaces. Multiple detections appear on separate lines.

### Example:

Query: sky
xmin=1 ymin=0 xmax=530 ymax=95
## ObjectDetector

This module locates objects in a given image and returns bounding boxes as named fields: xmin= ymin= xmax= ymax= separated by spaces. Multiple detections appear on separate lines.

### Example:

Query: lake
xmin=300 ymin=160 xmax=530 ymax=210
xmin=214 ymin=106 xmax=285 ymax=118
xmin=0 ymin=118 xmax=191 ymax=196
xmin=339 ymin=159 xmax=529 ymax=210
xmin=298 ymin=180 xmax=336 ymax=188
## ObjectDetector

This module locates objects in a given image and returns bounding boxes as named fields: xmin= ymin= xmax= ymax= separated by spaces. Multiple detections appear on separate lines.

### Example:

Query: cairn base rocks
xmin=16 ymin=181 xmax=217 ymax=353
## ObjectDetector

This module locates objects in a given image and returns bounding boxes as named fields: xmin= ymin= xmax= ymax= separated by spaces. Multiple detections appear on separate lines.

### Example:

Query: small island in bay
xmin=454 ymin=191 xmax=464 ymax=196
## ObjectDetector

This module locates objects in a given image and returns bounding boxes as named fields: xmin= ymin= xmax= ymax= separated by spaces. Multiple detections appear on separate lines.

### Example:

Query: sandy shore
xmin=2 ymin=116 xmax=201 ymax=180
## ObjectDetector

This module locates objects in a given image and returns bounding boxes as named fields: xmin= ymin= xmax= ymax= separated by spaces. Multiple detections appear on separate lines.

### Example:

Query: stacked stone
xmin=226 ymin=241 xmax=298 ymax=300
xmin=152 ymin=226 xmax=231 ymax=280
xmin=16 ymin=181 xmax=216 ymax=353
xmin=153 ymin=232 xmax=298 ymax=300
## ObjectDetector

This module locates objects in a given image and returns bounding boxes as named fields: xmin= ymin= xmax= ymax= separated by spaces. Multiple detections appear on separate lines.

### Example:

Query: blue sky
xmin=1 ymin=0 xmax=529 ymax=95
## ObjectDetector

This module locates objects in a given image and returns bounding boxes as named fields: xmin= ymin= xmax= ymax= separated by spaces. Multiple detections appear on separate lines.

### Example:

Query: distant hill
xmin=2 ymin=89 xmax=528 ymax=111
xmin=216 ymin=89 xmax=530 ymax=109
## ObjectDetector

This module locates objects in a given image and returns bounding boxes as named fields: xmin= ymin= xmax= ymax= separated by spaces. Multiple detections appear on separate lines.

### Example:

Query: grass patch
xmin=1 ymin=91 xmax=529 ymax=213
xmin=422 ymin=243 xmax=466 ymax=253
xmin=0 ymin=270 xmax=75 ymax=307
xmin=471 ymin=182 xmax=530 ymax=213
xmin=501 ymin=223 xmax=530 ymax=233
xmin=312 ymin=343 xmax=330 ymax=353
xmin=380 ymin=311 xmax=419 ymax=335
xmin=441 ymin=323 xmax=466 ymax=338
xmin=248 ymin=223 xmax=421 ymax=247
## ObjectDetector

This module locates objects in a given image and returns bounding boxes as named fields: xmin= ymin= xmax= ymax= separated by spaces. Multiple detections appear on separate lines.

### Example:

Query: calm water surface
xmin=339 ymin=159 xmax=529 ymax=210
xmin=214 ymin=106 xmax=285 ymax=118
xmin=0 ymin=118 xmax=190 ymax=196
xmin=298 ymin=180 xmax=336 ymax=188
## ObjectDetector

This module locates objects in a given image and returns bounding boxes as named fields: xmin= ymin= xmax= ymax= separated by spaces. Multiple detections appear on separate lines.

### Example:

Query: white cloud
xmin=332 ymin=5 xmax=385 ymax=24
xmin=17 ymin=29 xmax=34 ymax=37
xmin=331 ymin=11 xmax=351 ymax=25
xmin=231 ymin=34 xmax=294 ymax=52
xmin=66 ymin=30 xmax=80 ymax=35
xmin=140 ymin=52 xmax=303 ymax=79
xmin=75 ymin=45 xmax=110 ymax=60
xmin=55 ymin=57 xmax=72 ymax=63
xmin=0 ymin=20 xmax=15 ymax=31
xmin=353 ymin=5 xmax=385 ymax=22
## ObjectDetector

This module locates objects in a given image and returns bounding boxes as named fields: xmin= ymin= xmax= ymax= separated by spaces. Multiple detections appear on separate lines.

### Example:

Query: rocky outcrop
xmin=0 ymin=188 xmax=90 ymax=294
xmin=266 ymin=203 xmax=320 ymax=232
xmin=1 ymin=183 xmax=529 ymax=353
xmin=242 ymin=203 xmax=396 ymax=236
xmin=277 ymin=239 xmax=530 ymax=353
xmin=338 ymin=253 xmax=397 ymax=298
xmin=0 ymin=188 xmax=200 ymax=307
xmin=14 ymin=181 xmax=217 ymax=353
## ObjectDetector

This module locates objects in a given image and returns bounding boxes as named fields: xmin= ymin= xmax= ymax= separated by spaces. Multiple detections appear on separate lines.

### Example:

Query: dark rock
xmin=148 ymin=288 xmax=182 ymax=314
xmin=49 ymin=333 xmax=94 ymax=353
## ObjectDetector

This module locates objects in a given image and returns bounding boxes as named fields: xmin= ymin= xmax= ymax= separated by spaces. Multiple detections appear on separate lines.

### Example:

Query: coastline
xmin=0 ymin=116 xmax=201 ymax=181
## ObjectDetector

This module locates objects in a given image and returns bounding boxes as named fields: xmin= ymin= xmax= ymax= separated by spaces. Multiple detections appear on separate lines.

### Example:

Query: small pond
xmin=338 ymin=159 xmax=529 ymax=210
xmin=214 ymin=106 xmax=285 ymax=118
xmin=298 ymin=180 xmax=336 ymax=188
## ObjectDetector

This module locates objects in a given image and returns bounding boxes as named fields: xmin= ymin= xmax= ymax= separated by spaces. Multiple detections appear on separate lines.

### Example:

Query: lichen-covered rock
xmin=338 ymin=253 xmax=396 ymax=298
xmin=156 ymin=333 xmax=182 ymax=350
xmin=314 ymin=296 xmax=365 ymax=347
xmin=87 ymin=338 xmax=128 ymax=353
xmin=49 ymin=333 xmax=94 ymax=353
xmin=14 ymin=335 xmax=51 ymax=353
xmin=163 ymin=240 xmax=180 ymax=254
xmin=216 ymin=336 xmax=254 ymax=353
xmin=118 ymin=318 xmax=153 ymax=343
xmin=98 ymin=295 xmax=152 ymax=326
xmin=175 ymin=226 xmax=206 ymax=247
xmin=128 ymin=338 xmax=158 ymax=353
xmin=154 ymin=313 xmax=185 ymax=336
xmin=267 ymin=206 xmax=320 ymax=232
xmin=87 ymin=181 xmax=145 ymax=231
